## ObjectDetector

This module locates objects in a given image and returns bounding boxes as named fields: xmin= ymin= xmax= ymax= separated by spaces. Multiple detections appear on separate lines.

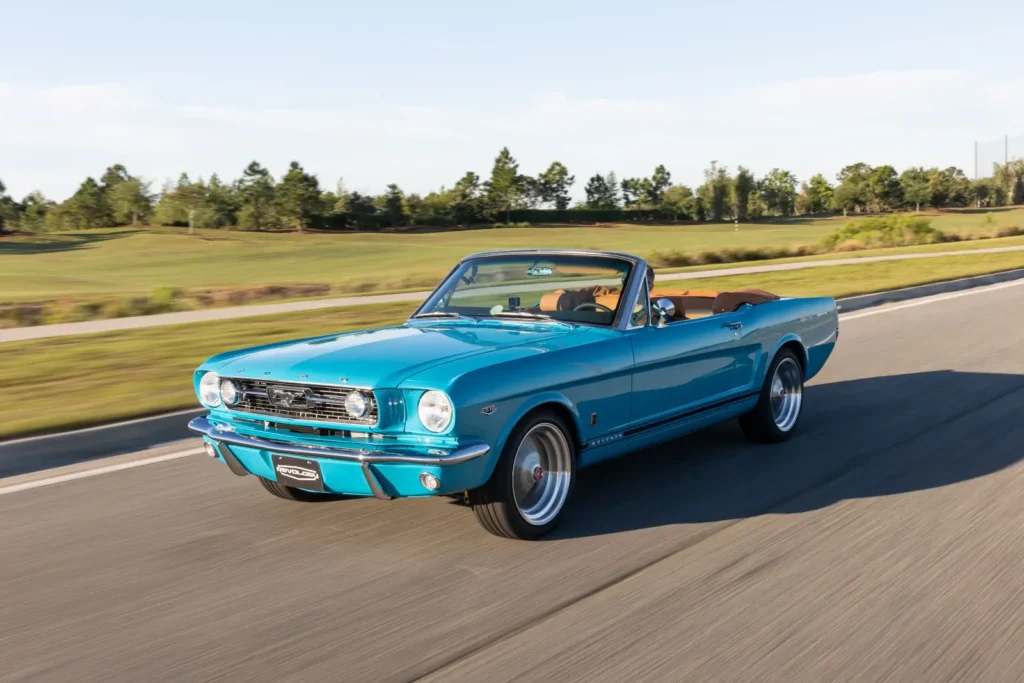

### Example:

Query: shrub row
xmin=0 ymin=283 xmax=332 ymax=329
xmin=310 ymin=207 xmax=691 ymax=231
xmin=648 ymin=245 xmax=822 ymax=268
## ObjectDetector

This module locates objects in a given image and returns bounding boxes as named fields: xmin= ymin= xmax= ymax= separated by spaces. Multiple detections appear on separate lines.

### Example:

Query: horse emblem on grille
xmin=266 ymin=385 xmax=314 ymax=408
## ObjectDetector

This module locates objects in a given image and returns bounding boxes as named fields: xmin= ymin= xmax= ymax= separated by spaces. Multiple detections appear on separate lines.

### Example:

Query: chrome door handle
xmin=723 ymin=321 xmax=742 ymax=330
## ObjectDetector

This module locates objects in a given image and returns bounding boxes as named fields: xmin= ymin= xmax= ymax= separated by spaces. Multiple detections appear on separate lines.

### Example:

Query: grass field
xmin=2 ymin=208 xmax=1023 ymax=307
xmin=3 ymin=248 xmax=1023 ymax=440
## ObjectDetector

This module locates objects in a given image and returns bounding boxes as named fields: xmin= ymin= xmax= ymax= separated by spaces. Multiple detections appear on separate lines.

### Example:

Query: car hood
xmin=207 ymin=321 xmax=580 ymax=388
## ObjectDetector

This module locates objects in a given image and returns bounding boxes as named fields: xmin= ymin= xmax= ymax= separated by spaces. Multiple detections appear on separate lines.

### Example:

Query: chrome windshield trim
xmin=188 ymin=416 xmax=488 ymax=466
xmin=624 ymin=273 xmax=651 ymax=330
xmin=614 ymin=258 xmax=649 ymax=331
xmin=408 ymin=249 xmax=649 ymax=332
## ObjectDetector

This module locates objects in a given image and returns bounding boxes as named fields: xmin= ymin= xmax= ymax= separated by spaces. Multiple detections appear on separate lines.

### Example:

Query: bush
xmin=647 ymin=245 xmax=821 ymax=268
xmin=820 ymin=215 xmax=950 ymax=251
xmin=0 ymin=304 xmax=45 ymax=327
xmin=150 ymin=287 xmax=184 ymax=312
xmin=313 ymin=212 xmax=392 ymax=232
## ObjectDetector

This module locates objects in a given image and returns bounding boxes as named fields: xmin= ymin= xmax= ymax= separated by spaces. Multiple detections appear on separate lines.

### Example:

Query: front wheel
xmin=739 ymin=349 xmax=804 ymax=443
xmin=469 ymin=410 xmax=576 ymax=540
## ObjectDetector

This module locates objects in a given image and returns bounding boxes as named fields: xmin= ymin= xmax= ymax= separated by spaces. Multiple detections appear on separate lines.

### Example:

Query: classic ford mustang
xmin=188 ymin=249 xmax=838 ymax=539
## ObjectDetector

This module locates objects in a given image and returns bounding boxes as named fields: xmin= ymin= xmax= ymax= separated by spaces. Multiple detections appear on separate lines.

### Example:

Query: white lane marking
xmin=0 ymin=448 xmax=203 ymax=496
xmin=839 ymin=279 xmax=1024 ymax=321
xmin=3 ymin=276 xmax=1022 ymax=496
xmin=0 ymin=409 xmax=202 ymax=446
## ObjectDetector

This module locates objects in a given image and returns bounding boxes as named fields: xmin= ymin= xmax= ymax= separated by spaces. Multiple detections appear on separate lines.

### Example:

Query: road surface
xmin=1 ymin=281 xmax=1023 ymax=682
xmin=3 ymin=244 xmax=1023 ymax=343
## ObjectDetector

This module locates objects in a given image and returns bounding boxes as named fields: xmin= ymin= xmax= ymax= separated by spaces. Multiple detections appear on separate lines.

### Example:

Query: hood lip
xmin=199 ymin=321 xmax=581 ymax=389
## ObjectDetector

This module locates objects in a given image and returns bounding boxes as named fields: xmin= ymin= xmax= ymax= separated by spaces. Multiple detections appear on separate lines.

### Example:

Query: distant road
xmin=2 ymin=244 xmax=1023 ymax=343
xmin=2 ymin=282 xmax=1023 ymax=681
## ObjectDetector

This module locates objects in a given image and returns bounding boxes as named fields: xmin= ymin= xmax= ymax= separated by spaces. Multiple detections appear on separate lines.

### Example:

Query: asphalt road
xmin=3 ymin=244 xmax=1023 ymax=343
xmin=2 ymin=282 xmax=1023 ymax=682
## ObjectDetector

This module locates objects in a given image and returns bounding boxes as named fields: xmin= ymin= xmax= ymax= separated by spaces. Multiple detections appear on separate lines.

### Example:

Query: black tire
xmin=257 ymin=476 xmax=350 ymax=502
xmin=469 ymin=409 xmax=577 ymax=540
xmin=739 ymin=348 xmax=804 ymax=444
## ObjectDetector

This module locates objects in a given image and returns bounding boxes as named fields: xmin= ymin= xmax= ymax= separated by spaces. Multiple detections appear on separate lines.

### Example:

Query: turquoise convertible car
xmin=188 ymin=249 xmax=838 ymax=539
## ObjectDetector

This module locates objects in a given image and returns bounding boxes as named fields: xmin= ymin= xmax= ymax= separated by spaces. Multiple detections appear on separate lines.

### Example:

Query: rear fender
xmin=767 ymin=333 xmax=807 ymax=379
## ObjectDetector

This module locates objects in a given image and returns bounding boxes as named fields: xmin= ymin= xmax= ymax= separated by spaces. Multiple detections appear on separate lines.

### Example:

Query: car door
xmin=627 ymin=286 xmax=759 ymax=428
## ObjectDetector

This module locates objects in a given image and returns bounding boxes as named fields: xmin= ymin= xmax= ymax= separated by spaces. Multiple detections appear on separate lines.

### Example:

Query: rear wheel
xmin=739 ymin=348 xmax=804 ymax=443
xmin=469 ymin=409 xmax=576 ymax=540
xmin=257 ymin=476 xmax=351 ymax=502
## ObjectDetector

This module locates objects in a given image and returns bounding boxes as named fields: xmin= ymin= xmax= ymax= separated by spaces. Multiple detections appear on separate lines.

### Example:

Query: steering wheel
xmin=573 ymin=302 xmax=613 ymax=313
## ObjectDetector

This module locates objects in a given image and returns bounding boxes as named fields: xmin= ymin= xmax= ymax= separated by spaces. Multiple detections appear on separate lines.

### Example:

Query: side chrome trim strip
xmin=188 ymin=416 xmax=489 ymax=466
xmin=621 ymin=390 xmax=761 ymax=438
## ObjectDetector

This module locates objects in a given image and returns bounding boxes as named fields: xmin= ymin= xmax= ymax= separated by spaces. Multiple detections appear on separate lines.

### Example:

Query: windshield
xmin=415 ymin=254 xmax=635 ymax=326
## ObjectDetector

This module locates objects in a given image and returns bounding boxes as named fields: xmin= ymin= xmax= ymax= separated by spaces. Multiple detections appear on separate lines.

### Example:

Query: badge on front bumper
xmin=272 ymin=455 xmax=325 ymax=492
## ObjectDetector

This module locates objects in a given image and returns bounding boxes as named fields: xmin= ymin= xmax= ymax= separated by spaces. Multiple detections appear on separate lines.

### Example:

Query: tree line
xmin=2 ymin=149 xmax=1024 ymax=234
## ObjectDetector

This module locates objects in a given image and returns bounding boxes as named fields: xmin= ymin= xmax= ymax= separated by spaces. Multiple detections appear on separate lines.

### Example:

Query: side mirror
xmin=653 ymin=298 xmax=675 ymax=328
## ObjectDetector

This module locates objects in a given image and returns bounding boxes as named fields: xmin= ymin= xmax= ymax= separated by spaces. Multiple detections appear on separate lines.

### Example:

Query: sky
xmin=2 ymin=0 xmax=1023 ymax=202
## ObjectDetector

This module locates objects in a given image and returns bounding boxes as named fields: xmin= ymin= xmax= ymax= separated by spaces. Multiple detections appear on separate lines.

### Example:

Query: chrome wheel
xmin=510 ymin=423 xmax=573 ymax=526
xmin=770 ymin=357 xmax=803 ymax=432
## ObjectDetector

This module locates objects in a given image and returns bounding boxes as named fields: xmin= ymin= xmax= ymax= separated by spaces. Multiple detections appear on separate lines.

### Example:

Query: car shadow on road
xmin=549 ymin=369 xmax=1024 ymax=540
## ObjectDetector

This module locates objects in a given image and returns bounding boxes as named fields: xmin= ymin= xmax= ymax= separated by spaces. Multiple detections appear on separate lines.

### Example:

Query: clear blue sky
xmin=2 ymin=0 xmax=1022 ymax=201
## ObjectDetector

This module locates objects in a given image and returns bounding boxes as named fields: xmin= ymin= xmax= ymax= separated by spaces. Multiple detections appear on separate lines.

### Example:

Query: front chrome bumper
xmin=187 ymin=416 xmax=490 ymax=500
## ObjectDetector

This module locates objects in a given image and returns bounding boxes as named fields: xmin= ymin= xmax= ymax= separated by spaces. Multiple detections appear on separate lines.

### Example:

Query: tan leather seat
xmin=539 ymin=286 xmax=622 ymax=312
xmin=650 ymin=289 xmax=716 ymax=319
xmin=651 ymin=288 xmax=721 ymax=299
xmin=538 ymin=290 xmax=570 ymax=311
xmin=710 ymin=289 xmax=780 ymax=314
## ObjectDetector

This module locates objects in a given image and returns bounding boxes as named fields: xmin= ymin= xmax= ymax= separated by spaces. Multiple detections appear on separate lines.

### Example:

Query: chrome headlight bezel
xmin=417 ymin=390 xmax=453 ymax=433
xmin=219 ymin=378 xmax=239 ymax=406
xmin=199 ymin=371 xmax=222 ymax=408
xmin=344 ymin=390 xmax=370 ymax=419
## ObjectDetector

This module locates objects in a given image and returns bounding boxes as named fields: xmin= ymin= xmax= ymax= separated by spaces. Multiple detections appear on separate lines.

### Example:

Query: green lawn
xmin=3 ymin=248 xmax=1023 ymax=440
xmin=2 ymin=207 xmax=1022 ymax=306
xmin=658 ymin=233 xmax=1024 ymax=275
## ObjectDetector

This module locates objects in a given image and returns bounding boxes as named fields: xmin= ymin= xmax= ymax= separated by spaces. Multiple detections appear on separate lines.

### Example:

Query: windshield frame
xmin=410 ymin=250 xmax=646 ymax=330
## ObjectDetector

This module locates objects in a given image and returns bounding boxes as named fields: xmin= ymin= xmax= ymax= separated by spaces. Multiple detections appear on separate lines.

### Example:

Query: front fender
xmin=474 ymin=391 xmax=582 ymax=484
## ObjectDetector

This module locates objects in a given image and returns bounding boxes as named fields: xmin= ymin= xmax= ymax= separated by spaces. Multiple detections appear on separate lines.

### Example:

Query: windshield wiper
xmin=490 ymin=311 xmax=571 ymax=326
xmin=412 ymin=311 xmax=472 ymax=320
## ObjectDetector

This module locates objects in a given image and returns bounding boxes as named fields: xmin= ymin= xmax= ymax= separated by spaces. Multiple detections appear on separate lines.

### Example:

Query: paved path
xmin=2 ymin=281 xmax=1024 ymax=681
xmin=3 ymin=244 xmax=1023 ymax=343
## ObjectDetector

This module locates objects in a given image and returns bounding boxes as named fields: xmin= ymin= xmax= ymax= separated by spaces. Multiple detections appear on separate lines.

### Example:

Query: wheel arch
xmin=764 ymin=334 xmax=807 ymax=379
xmin=483 ymin=394 xmax=582 ymax=482
xmin=777 ymin=338 xmax=807 ymax=375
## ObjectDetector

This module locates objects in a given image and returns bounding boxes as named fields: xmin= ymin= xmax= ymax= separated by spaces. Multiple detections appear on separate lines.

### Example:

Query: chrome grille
xmin=227 ymin=378 xmax=378 ymax=425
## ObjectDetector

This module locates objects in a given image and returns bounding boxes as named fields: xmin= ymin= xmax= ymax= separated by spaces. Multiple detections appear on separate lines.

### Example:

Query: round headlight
xmin=199 ymin=372 xmax=222 ymax=408
xmin=418 ymin=390 xmax=453 ymax=433
xmin=220 ymin=379 xmax=239 ymax=406
xmin=345 ymin=390 xmax=370 ymax=419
